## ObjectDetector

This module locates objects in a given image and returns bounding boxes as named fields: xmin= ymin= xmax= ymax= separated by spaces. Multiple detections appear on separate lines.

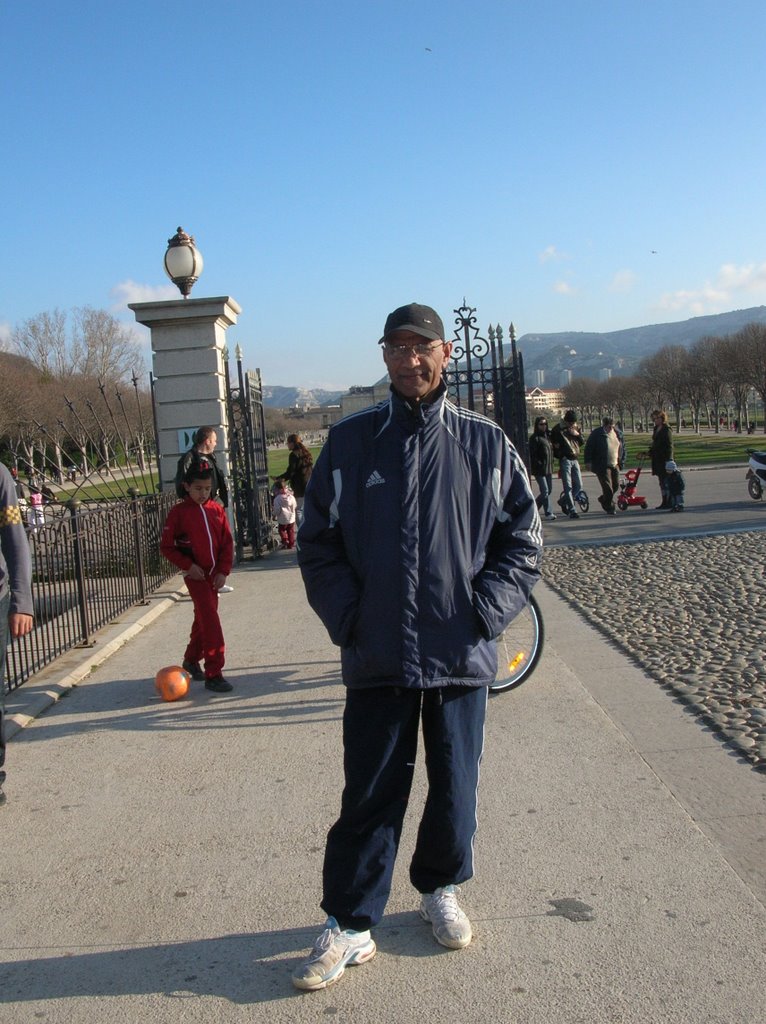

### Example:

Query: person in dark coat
xmin=174 ymin=427 xmax=229 ymax=508
xmin=646 ymin=410 xmax=673 ymax=509
xmin=550 ymin=410 xmax=585 ymax=519
xmin=292 ymin=302 xmax=542 ymax=991
xmin=584 ymin=416 xmax=625 ymax=515
xmin=276 ymin=434 xmax=313 ymax=519
xmin=528 ymin=416 xmax=556 ymax=519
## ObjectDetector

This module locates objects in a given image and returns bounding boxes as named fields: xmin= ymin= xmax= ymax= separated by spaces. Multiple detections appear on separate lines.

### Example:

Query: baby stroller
xmin=616 ymin=454 xmax=649 ymax=511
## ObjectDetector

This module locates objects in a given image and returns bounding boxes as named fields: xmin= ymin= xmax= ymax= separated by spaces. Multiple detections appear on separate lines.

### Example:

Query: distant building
xmin=338 ymin=376 xmax=391 ymax=418
xmin=598 ymin=368 xmax=612 ymax=382
xmin=321 ymin=405 xmax=343 ymax=428
xmin=531 ymin=369 xmax=545 ymax=387
xmin=525 ymin=386 xmax=565 ymax=415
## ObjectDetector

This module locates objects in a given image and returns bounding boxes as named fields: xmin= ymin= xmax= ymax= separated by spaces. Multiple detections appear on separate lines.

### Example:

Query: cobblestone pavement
xmin=542 ymin=530 xmax=766 ymax=771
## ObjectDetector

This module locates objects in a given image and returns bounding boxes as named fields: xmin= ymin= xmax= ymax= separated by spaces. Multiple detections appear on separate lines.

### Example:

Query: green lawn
xmin=268 ymin=446 xmax=324 ymax=480
xmin=48 ymin=434 xmax=765 ymax=502
xmin=622 ymin=431 xmax=764 ymax=467
xmin=266 ymin=435 xmax=764 ymax=476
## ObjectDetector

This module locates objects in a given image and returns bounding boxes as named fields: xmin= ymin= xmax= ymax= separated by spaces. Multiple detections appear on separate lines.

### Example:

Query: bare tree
xmin=562 ymin=377 xmax=600 ymax=430
xmin=12 ymin=309 xmax=72 ymax=378
xmin=722 ymin=332 xmax=754 ymax=432
xmin=691 ymin=335 xmax=730 ymax=432
xmin=736 ymin=322 xmax=766 ymax=433
xmin=638 ymin=345 xmax=688 ymax=428
xmin=72 ymin=307 xmax=144 ymax=383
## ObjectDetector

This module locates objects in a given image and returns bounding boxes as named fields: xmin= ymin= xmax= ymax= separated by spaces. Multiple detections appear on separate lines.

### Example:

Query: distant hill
xmin=261 ymin=385 xmax=344 ymax=409
xmin=0 ymin=349 xmax=36 ymax=375
xmin=518 ymin=306 xmax=766 ymax=379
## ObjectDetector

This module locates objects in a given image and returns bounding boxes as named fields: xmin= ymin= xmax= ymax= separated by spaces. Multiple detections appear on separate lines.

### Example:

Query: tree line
xmin=0 ymin=308 xmax=154 ymax=485
xmin=558 ymin=322 xmax=766 ymax=434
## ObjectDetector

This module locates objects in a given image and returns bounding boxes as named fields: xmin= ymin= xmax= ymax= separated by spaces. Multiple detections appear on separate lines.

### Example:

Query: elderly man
xmin=293 ymin=302 xmax=542 ymax=990
xmin=584 ymin=416 xmax=625 ymax=515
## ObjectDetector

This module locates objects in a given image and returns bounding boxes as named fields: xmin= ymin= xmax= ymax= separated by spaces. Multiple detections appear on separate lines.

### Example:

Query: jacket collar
xmin=390 ymin=379 xmax=447 ymax=425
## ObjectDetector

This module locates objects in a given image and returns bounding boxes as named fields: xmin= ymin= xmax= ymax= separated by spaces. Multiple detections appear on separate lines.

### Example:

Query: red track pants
xmin=184 ymin=578 xmax=225 ymax=678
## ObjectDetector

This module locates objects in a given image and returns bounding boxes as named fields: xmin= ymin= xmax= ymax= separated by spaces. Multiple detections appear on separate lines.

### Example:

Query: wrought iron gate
xmin=443 ymin=303 xmax=530 ymax=466
xmin=225 ymin=353 xmax=273 ymax=559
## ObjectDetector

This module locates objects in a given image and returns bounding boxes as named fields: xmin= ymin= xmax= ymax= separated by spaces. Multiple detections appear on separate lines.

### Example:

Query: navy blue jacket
xmin=297 ymin=386 xmax=543 ymax=690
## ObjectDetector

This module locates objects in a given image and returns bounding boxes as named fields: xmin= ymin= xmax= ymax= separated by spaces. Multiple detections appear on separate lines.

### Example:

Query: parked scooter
xmin=746 ymin=449 xmax=766 ymax=500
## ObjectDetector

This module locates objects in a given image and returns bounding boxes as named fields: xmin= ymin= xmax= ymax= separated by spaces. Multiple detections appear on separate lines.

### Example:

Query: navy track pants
xmin=321 ymin=684 xmax=488 ymax=931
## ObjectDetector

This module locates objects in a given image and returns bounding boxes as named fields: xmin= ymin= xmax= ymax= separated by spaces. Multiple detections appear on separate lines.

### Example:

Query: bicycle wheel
xmin=489 ymin=594 xmax=544 ymax=694
xmin=576 ymin=490 xmax=589 ymax=513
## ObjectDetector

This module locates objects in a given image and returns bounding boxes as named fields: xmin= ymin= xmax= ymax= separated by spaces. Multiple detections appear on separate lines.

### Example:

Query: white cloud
xmin=609 ymin=269 xmax=636 ymax=293
xmin=656 ymin=261 xmax=766 ymax=315
xmin=110 ymin=279 xmax=178 ymax=311
xmin=553 ymin=280 xmax=577 ymax=295
xmin=539 ymin=245 xmax=569 ymax=264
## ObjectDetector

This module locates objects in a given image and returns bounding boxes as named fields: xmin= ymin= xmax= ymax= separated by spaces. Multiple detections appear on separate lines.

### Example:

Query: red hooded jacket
xmin=160 ymin=497 xmax=233 ymax=578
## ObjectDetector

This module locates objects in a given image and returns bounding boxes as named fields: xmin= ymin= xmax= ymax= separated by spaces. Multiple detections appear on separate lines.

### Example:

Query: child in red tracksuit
xmin=160 ymin=466 xmax=234 ymax=693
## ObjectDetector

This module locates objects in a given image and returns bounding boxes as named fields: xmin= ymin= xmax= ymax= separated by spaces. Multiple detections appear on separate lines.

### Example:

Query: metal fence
xmin=3 ymin=491 xmax=178 ymax=694
xmin=444 ymin=303 xmax=530 ymax=465
xmin=225 ymin=353 xmax=274 ymax=559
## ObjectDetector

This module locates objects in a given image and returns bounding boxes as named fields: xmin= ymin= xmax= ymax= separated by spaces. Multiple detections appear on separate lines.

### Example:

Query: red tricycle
xmin=617 ymin=454 xmax=649 ymax=511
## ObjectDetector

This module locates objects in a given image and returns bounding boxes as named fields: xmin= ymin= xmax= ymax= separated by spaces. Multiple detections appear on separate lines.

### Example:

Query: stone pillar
xmin=129 ymin=296 xmax=241 ymax=493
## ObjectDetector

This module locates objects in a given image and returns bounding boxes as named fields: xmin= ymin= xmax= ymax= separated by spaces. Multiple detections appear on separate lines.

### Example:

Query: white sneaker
xmin=218 ymin=584 xmax=234 ymax=593
xmin=545 ymin=513 xmax=556 ymax=521
xmin=292 ymin=917 xmax=376 ymax=991
xmin=419 ymin=885 xmax=473 ymax=949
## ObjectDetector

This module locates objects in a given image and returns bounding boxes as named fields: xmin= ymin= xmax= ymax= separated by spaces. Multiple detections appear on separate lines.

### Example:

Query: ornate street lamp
xmin=164 ymin=226 xmax=204 ymax=298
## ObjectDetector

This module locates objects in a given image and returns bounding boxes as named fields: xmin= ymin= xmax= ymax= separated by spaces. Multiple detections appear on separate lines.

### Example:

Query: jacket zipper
xmin=199 ymin=505 xmax=216 ymax=574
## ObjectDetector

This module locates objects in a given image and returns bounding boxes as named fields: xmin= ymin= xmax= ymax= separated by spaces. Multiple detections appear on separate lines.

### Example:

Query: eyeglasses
xmin=383 ymin=340 xmax=445 ymax=360
xmin=538 ymin=421 xmax=547 ymax=426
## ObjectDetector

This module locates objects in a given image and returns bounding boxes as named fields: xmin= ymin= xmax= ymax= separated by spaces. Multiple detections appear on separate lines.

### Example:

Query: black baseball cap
xmin=379 ymin=303 xmax=445 ymax=344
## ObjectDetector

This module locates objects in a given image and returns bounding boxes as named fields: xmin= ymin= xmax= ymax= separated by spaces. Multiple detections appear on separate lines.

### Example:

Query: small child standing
xmin=665 ymin=460 xmax=685 ymax=511
xmin=273 ymin=478 xmax=297 ymax=549
xmin=160 ymin=466 xmax=234 ymax=692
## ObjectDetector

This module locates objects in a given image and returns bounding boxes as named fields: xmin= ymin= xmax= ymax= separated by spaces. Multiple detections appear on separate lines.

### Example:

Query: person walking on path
xmin=175 ymin=427 xmax=229 ymax=509
xmin=272 ymin=479 xmax=297 ymax=549
xmin=160 ymin=465 xmax=234 ymax=693
xmin=528 ymin=415 xmax=556 ymax=520
xmin=584 ymin=416 xmax=625 ymax=515
xmin=0 ymin=463 xmax=34 ymax=807
xmin=294 ymin=302 xmax=542 ymax=991
xmin=175 ymin=427 xmax=233 ymax=593
xmin=646 ymin=410 xmax=673 ymax=509
xmin=275 ymin=434 xmax=313 ymax=521
xmin=550 ymin=409 xmax=585 ymax=519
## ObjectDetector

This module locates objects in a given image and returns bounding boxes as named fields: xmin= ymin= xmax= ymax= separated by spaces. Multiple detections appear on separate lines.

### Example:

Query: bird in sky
xmin=425 ymin=47 xmax=432 ymax=51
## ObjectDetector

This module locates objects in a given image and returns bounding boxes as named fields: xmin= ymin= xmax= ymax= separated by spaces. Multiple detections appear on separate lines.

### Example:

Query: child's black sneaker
xmin=182 ymin=660 xmax=205 ymax=681
xmin=205 ymin=675 xmax=233 ymax=693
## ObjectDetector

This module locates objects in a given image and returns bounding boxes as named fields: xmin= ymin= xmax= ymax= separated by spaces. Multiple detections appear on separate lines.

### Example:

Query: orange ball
xmin=155 ymin=665 xmax=191 ymax=702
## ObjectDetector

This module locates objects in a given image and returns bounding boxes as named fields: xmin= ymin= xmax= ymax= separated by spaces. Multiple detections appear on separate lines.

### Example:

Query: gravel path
xmin=542 ymin=530 xmax=766 ymax=771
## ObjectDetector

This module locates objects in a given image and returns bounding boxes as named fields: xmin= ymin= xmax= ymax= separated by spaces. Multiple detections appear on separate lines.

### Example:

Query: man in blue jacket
xmin=294 ymin=303 xmax=542 ymax=990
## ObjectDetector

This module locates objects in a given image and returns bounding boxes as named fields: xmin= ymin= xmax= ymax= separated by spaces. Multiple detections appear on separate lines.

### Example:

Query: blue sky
xmin=2 ymin=0 xmax=765 ymax=390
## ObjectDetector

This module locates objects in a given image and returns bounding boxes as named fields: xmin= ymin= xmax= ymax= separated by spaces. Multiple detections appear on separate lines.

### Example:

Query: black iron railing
xmin=3 ymin=491 xmax=178 ymax=694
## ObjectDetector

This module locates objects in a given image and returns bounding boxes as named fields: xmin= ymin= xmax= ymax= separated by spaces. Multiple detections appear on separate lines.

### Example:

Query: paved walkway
xmin=1 ymin=474 xmax=765 ymax=1023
